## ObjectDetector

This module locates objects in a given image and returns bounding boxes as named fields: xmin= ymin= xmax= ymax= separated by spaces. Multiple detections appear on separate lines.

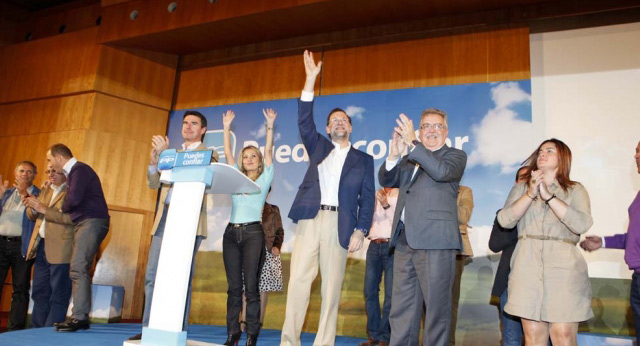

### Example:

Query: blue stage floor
xmin=0 ymin=323 xmax=368 ymax=346
xmin=0 ymin=323 xmax=635 ymax=346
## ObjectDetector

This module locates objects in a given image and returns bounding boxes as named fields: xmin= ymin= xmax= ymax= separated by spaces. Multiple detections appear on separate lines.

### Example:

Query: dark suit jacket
xmin=488 ymin=211 xmax=518 ymax=297
xmin=288 ymin=100 xmax=375 ymax=249
xmin=379 ymin=144 xmax=467 ymax=250
xmin=62 ymin=161 xmax=109 ymax=223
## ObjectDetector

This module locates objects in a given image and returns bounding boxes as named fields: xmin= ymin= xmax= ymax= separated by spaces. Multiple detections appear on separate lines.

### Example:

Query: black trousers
xmin=222 ymin=223 xmax=265 ymax=335
xmin=0 ymin=236 xmax=34 ymax=330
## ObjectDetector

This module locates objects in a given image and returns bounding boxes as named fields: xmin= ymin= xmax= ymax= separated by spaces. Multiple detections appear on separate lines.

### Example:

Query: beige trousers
xmin=280 ymin=210 xmax=348 ymax=346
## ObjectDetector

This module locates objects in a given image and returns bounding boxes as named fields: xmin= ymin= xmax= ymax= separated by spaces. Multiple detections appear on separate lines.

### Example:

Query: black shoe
xmin=128 ymin=333 xmax=142 ymax=340
xmin=54 ymin=318 xmax=90 ymax=332
xmin=223 ymin=332 xmax=241 ymax=346
xmin=246 ymin=333 xmax=258 ymax=346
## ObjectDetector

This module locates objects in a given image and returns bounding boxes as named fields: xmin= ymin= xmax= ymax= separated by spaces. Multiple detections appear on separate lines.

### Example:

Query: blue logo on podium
xmin=158 ymin=149 xmax=177 ymax=170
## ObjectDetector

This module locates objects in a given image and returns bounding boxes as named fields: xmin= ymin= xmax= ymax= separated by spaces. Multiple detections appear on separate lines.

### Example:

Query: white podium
xmin=125 ymin=150 xmax=260 ymax=346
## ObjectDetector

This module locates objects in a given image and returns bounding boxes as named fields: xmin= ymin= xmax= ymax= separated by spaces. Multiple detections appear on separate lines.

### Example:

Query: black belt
xmin=320 ymin=204 xmax=338 ymax=212
xmin=229 ymin=221 xmax=261 ymax=228
xmin=0 ymin=235 xmax=20 ymax=242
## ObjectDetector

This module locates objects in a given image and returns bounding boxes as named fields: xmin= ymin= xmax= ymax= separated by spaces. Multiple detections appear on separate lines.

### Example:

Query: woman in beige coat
xmin=497 ymin=138 xmax=593 ymax=346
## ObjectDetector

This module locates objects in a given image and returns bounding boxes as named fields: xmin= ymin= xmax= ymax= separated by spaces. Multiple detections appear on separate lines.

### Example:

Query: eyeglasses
xmin=329 ymin=117 xmax=349 ymax=125
xmin=420 ymin=123 xmax=445 ymax=130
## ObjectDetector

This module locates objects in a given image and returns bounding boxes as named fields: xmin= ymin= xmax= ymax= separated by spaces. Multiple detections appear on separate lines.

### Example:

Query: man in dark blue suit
xmin=45 ymin=143 xmax=110 ymax=332
xmin=280 ymin=50 xmax=375 ymax=346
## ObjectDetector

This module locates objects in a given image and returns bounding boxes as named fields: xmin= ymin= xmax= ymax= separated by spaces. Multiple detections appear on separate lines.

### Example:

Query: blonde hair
xmin=237 ymin=146 xmax=264 ymax=180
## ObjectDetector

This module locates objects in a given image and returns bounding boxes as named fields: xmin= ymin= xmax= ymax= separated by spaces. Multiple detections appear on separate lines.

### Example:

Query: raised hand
xmin=388 ymin=131 xmax=407 ymax=161
xmin=263 ymin=108 xmax=277 ymax=126
xmin=394 ymin=113 xmax=417 ymax=146
xmin=14 ymin=177 xmax=29 ymax=197
xmin=303 ymin=50 xmax=323 ymax=81
xmin=0 ymin=175 xmax=8 ymax=196
xmin=222 ymin=110 xmax=235 ymax=129
xmin=376 ymin=189 xmax=388 ymax=206
xmin=24 ymin=196 xmax=47 ymax=214
xmin=528 ymin=170 xmax=543 ymax=198
xmin=150 ymin=135 xmax=169 ymax=165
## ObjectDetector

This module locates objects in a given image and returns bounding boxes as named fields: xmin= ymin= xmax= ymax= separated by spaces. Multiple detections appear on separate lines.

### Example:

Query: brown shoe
xmin=358 ymin=338 xmax=379 ymax=346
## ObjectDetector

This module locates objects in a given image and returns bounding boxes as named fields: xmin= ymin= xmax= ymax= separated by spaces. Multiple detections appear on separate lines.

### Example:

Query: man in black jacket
xmin=488 ymin=166 xmax=528 ymax=346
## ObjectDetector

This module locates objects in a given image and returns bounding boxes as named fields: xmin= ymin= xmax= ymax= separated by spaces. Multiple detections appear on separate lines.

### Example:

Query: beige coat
xmin=457 ymin=185 xmax=474 ymax=257
xmin=498 ymin=181 xmax=594 ymax=323
xmin=25 ymin=185 xmax=74 ymax=264
xmin=148 ymin=143 xmax=216 ymax=238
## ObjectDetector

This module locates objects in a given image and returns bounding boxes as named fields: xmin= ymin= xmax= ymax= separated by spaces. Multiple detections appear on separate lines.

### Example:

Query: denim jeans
xmin=499 ymin=289 xmax=523 ymax=346
xmin=363 ymin=241 xmax=393 ymax=342
xmin=222 ymin=223 xmax=265 ymax=335
xmin=143 ymin=207 xmax=202 ymax=331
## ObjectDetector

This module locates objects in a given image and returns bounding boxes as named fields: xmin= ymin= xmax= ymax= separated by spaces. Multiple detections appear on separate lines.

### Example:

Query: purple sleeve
xmin=604 ymin=233 xmax=626 ymax=249
xmin=63 ymin=166 xmax=89 ymax=212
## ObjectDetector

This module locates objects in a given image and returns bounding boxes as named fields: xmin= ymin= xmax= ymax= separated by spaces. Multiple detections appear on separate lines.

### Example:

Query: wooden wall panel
xmin=0 ymin=27 xmax=101 ymax=104
xmin=487 ymin=27 xmax=531 ymax=81
xmin=19 ymin=2 xmax=102 ymax=42
xmin=94 ymin=47 xmax=178 ymax=110
xmin=0 ymin=130 xmax=86 ymax=189
xmin=175 ymin=54 xmax=303 ymax=109
xmin=0 ymin=93 xmax=94 ymax=137
xmin=93 ymin=209 xmax=146 ymax=320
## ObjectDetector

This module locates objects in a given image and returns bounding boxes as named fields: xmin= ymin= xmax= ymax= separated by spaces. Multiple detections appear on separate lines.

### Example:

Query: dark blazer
xmin=62 ymin=161 xmax=109 ymax=223
xmin=0 ymin=186 xmax=41 ymax=257
xmin=288 ymin=100 xmax=375 ymax=249
xmin=262 ymin=203 xmax=284 ymax=251
xmin=488 ymin=211 xmax=518 ymax=297
xmin=379 ymin=144 xmax=467 ymax=250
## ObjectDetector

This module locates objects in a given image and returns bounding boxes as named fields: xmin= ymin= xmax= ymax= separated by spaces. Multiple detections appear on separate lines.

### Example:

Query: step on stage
xmin=0 ymin=324 xmax=634 ymax=346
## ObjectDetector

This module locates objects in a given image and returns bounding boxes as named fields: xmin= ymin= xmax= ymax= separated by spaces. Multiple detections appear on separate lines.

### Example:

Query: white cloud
xmin=345 ymin=106 xmax=365 ymax=121
xmin=467 ymin=82 xmax=535 ymax=173
xmin=491 ymin=81 xmax=531 ymax=109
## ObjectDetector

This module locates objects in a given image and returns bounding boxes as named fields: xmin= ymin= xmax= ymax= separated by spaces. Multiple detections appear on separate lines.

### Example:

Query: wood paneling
xmin=176 ymin=27 xmax=530 ymax=109
xmin=175 ymin=54 xmax=303 ymax=109
xmin=487 ymin=27 xmax=531 ymax=81
xmin=94 ymin=47 xmax=178 ymax=110
xmin=0 ymin=27 xmax=101 ymax=104
xmin=93 ymin=209 xmax=148 ymax=319
xmin=321 ymin=28 xmax=529 ymax=95
xmin=0 ymin=93 xmax=94 ymax=137
xmin=19 ymin=2 xmax=102 ymax=42
xmin=0 ymin=130 xmax=86 ymax=189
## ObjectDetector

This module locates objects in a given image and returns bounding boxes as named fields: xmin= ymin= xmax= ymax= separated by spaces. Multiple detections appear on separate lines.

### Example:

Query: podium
xmin=125 ymin=150 xmax=260 ymax=346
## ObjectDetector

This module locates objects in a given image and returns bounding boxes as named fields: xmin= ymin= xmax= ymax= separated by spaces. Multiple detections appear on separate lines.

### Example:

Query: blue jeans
xmin=143 ymin=207 xmax=202 ymax=331
xmin=631 ymin=273 xmax=640 ymax=346
xmin=364 ymin=241 xmax=393 ymax=342
xmin=499 ymin=289 xmax=523 ymax=346
xmin=30 ymin=240 xmax=72 ymax=327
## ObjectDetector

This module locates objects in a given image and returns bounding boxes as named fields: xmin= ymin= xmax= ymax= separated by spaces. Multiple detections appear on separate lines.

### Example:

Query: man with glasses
xmin=380 ymin=109 xmax=467 ymax=346
xmin=0 ymin=161 xmax=40 ymax=330
xmin=23 ymin=163 xmax=74 ymax=327
xmin=281 ymin=50 xmax=375 ymax=346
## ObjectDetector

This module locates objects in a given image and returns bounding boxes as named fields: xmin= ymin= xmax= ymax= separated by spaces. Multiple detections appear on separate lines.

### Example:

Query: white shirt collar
xmin=182 ymin=141 xmax=202 ymax=151
xmin=332 ymin=141 xmax=351 ymax=153
xmin=62 ymin=157 xmax=78 ymax=176
xmin=429 ymin=143 xmax=446 ymax=152
xmin=51 ymin=182 xmax=66 ymax=192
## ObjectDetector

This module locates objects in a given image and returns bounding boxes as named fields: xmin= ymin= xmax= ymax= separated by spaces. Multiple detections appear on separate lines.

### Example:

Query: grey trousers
xmin=389 ymin=230 xmax=456 ymax=346
xmin=70 ymin=218 xmax=109 ymax=320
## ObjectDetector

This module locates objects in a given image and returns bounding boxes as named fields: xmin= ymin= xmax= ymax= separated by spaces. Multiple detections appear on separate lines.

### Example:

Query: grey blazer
xmin=379 ymin=144 xmax=467 ymax=250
